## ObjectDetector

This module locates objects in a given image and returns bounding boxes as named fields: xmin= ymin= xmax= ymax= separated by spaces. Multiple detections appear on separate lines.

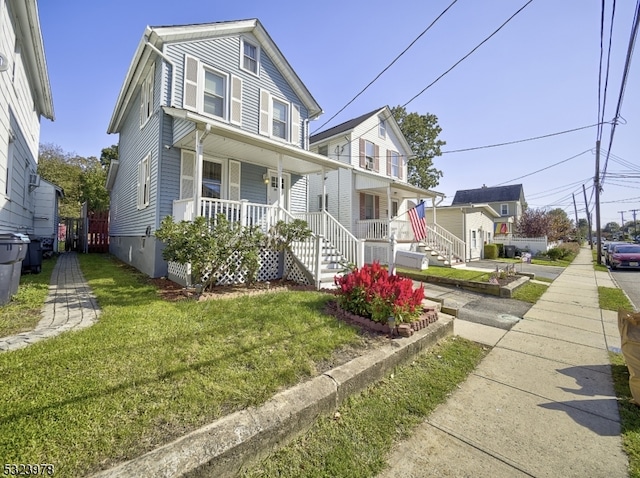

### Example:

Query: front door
xmin=267 ymin=170 xmax=290 ymax=209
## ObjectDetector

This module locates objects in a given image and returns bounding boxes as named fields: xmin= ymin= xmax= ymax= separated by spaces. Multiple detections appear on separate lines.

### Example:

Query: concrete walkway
xmin=0 ymin=252 xmax=100 ymax=352
xmin=379 ymin=247 xmax=629 ymax=477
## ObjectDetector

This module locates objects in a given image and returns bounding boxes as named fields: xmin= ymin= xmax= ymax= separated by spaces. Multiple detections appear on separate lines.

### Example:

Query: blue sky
xmin=37 ymin=0 xmax=639 ymax=227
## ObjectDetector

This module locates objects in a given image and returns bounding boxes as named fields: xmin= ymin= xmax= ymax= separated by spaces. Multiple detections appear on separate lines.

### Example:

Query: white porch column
xmin=277 ymin=155 xmax=283 ymax=215
xmin=194 ymin=130 xmax=204 ymax=219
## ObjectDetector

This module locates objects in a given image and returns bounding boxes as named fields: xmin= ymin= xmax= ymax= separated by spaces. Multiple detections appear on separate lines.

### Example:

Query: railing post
xmin=315 ymin=234 xmax=323 ymax=290
xmin=389 ymin=233 xmax=397 ymax=275
xmin=357 ymin=239 xmax=365 ymax=268
xmin=240 ymin=199 xmax=248 ymax=227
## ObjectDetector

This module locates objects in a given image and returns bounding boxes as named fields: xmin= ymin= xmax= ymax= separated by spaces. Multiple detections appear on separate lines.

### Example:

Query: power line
xmin=442 ymin=122 xmax=606 ymax=154
xmin=492 ymin=149 xmax=592 ymax=187
xmin=310 ymin=0 xmax=459 ymax=135
xmin=597 ymin=0 xmax=616 ymax=141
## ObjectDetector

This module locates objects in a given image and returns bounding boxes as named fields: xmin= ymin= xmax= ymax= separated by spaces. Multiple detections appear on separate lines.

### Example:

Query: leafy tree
xmin=100 ymin=144 xmax=118 ymax=170
xmin=577 ymin=218 xmax=590 ymax=242
xmin=547 ymin=208 xmax=574 ymax=242
xmin=604 ymin=222 xmax=620 ymax=233
xmin=516 ymin=208 xmax=549 ymax=238
xmin=38 ymin=143 xmax=110 ymax=216
xmin=391 ymin=106 xmax=445 ymax=190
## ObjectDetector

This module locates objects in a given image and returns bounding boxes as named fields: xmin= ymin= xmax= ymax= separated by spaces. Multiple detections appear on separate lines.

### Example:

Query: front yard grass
xmin=599 ymin=286 xmax=634 ymax=311
xmin=241 ymin=337 xmax=488 ymax=478
xmin=511 ymin=281 xmax=549 ymax=303
xmin=0 ymin=256 xmax=56 ymax=336
xmin=0 ymin=254 xmax=363 ymax=477
xmin=396 ymin=266 xmax=492 ymax=283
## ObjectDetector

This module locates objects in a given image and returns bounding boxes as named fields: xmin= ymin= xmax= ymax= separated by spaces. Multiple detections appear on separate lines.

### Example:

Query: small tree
xmin=263 ymin=219 xmax=312 ymax=280
xmin=155 ymin=215 xmax=264 ymax=291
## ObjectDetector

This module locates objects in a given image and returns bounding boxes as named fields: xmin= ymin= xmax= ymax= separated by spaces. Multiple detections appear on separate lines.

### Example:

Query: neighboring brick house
xmin=451 ymin=184 xmax=526 ymax=236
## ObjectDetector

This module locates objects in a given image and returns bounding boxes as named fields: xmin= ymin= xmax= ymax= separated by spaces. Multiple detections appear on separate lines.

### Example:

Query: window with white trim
xmin=364 ymin=194 xmax=376 ymax=219
xmin=137 ymin=153 xmax=151 ymax=209
xmin=140 ymin=64 xmax=154 ymax=127
xmin=272 ymin=98 xmax=289 ymax=140
xmin=318 ymin=194 xmax=329 ymax=210
xmin=379 ymin=119 xmax=386 ymax=138
xmin=472 ymin=230 xmax=477 ymax=248
xmin=391 ymin=200 xmax=399 ymax=218
xmin=365 ymin=141 xmax=375 ymax=170
xmin=203 ymin=69 xmax=227 ymax=119
xmin=501 ymin=204 xmax=509 ymax=215
xmin=241 ymin=38 xmax=259 ymax=75
xmin=390 ymin=151 xmax=399 ymax=177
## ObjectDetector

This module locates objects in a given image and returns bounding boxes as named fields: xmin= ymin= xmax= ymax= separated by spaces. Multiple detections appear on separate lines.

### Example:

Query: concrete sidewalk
xmin=379 ymin=247 xmax=628 ymax=477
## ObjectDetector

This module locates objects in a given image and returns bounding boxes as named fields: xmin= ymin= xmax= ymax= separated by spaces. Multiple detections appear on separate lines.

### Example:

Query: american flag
xmin=408 ymin=201 xmax=427 ymax=241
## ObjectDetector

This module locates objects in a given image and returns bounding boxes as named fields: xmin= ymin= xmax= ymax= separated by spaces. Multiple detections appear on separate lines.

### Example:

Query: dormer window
xmin=241 ymin=38 xmax=260 ymax=75
xmin=379 ymin=119 xmax=386 ymax=138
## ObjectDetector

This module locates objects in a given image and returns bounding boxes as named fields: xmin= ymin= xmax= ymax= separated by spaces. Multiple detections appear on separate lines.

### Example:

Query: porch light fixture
xmin=262 ymin=174 xmax=269 ymax=184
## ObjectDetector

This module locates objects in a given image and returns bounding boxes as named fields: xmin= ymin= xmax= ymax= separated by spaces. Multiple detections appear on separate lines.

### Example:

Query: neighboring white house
xmin=425 ymin=203 xmax=500 ymax=261
xmin=309 ymin=107 xmax=464 ymax=264
xmin=32 ymin=178 xmax=63 ymax=255
xmin=0 ymin=0 xmax=54 ymax=237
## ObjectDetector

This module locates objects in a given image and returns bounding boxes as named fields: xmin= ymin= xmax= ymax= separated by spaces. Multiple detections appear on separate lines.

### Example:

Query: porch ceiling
xmin=165 ymin=107 xmax=347 ymax=175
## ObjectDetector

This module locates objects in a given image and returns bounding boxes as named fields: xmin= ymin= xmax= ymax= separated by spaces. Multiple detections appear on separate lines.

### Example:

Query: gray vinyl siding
xmin=290 ymin=175 xmax=306 ymax=213
xmin=110 ymin=62 xmax=161 ymax=236
xmin=240 ymin=162 xmax=267 ymax=203
xmin=173 ymin=118 xmax=195 ymax=145
xmin=165 ymin=33 xmax=309 ymax=140
xmin=158 ymin=112 xmax=180 ymax=222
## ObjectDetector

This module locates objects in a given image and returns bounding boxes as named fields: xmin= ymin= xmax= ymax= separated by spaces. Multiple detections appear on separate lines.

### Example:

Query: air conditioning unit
xmin=365 ymin=162 xmax=374 ymax=170
xmin=29 ymin=173 xmax=40 ymax=188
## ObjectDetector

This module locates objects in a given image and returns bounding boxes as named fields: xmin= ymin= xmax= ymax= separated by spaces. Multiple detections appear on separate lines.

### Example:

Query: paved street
xmin=610 ymin=269 xmax=640 ymax=309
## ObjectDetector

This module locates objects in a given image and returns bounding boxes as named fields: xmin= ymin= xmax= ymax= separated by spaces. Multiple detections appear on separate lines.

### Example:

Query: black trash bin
xmin=22 ymin=238 xmax=43 ymax=274
xmin=504 ymin=245 xmax=516 ymax=258
xmin=0 ymin=233 xmax=30 ymax=305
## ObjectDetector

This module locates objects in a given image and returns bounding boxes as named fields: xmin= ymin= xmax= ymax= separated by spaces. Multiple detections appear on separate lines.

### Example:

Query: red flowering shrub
xmin=335 ymin=262 xmax=425 ymax=323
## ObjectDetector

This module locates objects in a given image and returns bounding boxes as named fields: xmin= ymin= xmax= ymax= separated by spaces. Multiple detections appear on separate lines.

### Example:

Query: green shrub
xmin=495 ymin=243 xmax=504 ymax=258
xmin=546 ymin=247 xmax=564 ymax=261
xmin=484 ymin=243 xmax=498 ymax=259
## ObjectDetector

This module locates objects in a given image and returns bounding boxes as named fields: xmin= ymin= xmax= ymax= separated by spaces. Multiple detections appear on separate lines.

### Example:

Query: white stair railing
xmin=424 ymin=223 xmax=466 ymax=264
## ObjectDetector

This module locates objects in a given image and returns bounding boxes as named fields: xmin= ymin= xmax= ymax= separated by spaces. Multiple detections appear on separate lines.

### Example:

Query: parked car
xmin=609 ymin=244 xmax=640 ymax=270
xmin=605 ymin=242 xmax=625 ymax=266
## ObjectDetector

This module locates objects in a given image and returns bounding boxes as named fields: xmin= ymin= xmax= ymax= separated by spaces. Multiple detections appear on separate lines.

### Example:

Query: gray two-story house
xmin=106 ymin=19 xmax=355 ymax=286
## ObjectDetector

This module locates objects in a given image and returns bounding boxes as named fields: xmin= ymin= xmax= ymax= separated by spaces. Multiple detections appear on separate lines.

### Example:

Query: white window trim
xmin=202 ymin=66 xmax=230 ymax=122
xmin=239 ymin=37 xmax=260 ymax=76
xmin=271 ymin=96 xmax=290 ymax=142
xmin=201 ymin=157 xmax=226 ymax=199
xmin=365 ymin=141 xmax=375 ymax=170
xmin=137 ymin=153 xmax=151 ymax=209
xmin=140 ymin=63 xmax=154 ymax=128
xmin=379 ymin=118 xmax=386 ymax=139
xmin=390 ymin=150 xmax=400 ymax=178
xmin=501 ymin=204 xmax=509 ymax=215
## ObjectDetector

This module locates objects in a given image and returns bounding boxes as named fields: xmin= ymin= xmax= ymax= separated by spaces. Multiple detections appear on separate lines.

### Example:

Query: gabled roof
xmin=309 ymin=107 xmax=384 ymax=143
xmin=451 ymin=184 xmax=524 ymax=205
xmin=108 ymin=19 xmax=321 ymax=133
xmin=11 ymin=0 xmax=54 ymax=120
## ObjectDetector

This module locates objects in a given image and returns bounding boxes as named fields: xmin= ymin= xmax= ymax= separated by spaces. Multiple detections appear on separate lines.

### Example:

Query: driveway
xmin=470 ymin=259 xmax=564 ymax=281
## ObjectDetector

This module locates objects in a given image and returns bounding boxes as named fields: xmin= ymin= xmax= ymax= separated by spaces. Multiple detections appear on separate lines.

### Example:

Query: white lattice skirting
xmin=168 ymin=249 xmax=286 ymax=287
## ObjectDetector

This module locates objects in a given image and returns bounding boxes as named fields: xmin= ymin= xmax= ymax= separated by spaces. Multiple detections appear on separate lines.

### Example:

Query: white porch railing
xmin=355 ymin=219 xmax=413 ymax=241
xmin=425 ymin=223 xmax=466 ymax=264
xmin=293 ymin=211 xmax=364 ymax=268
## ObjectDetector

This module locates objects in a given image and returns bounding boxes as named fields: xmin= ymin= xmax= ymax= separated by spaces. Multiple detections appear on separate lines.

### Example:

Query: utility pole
xmin=583 ymin=184 xmax=593 ymax=250
xmin=631 ymin=209 xmax=639 ymax=238
xmin=618 ymin=211 xmax=626 ymax=234
xmin=572 ymin=194 xmax=581 ymax=243
xmin=594 ymin=140 xmax=602 ymax=264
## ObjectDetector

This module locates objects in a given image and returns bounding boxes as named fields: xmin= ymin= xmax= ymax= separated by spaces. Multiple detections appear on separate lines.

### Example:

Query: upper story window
xmin=203 ymin=69 xmax=227 ymax=119
xmin=365 ymin=141 xmax=375 ymax=170
xmin=140 ymin=64 xmax=154 ymax=127
xmin=259 ymin=89 xmax=300 ymax=145
xmin=390 ymin=151 xmax=399 ymax=177
xmin=318 ymin=145 xmax=329 ymax=157
xmin=379 ymin=119 xmax=386 ymax=138
xmin=183 ymin=54 xmax=242 ymax=125
xmin=501 ymin=204 xmax=509 ymax=215
xmin=272 ymin=99 xmax=289 ymax=140
xmin=241 ymin=39 xmax=259 ymax=75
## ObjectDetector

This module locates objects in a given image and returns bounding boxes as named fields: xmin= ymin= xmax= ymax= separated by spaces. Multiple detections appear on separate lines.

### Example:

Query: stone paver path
xmin=0 ymin=252 xmax=100 ymax=352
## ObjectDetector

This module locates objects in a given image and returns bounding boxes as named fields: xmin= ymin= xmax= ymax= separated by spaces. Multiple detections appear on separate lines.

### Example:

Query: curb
xmin=92 ymin=317 xmax=454 ymax=478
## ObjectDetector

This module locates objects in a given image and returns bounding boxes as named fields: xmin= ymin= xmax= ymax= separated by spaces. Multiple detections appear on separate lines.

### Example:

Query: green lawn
xmin=0 ymin=254 xmax=364 ymax=477
xmin=396 ymin=266 xmax=492 ymax=283
xmin=241 ymin=337 xmax=488 ymax=477
xmin=0 ymin=256 xmax=57 ymax=336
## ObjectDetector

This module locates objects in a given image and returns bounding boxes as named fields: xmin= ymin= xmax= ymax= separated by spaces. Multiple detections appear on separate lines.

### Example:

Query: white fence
xmin=495 ymin=236 xmax=550 ymax=254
